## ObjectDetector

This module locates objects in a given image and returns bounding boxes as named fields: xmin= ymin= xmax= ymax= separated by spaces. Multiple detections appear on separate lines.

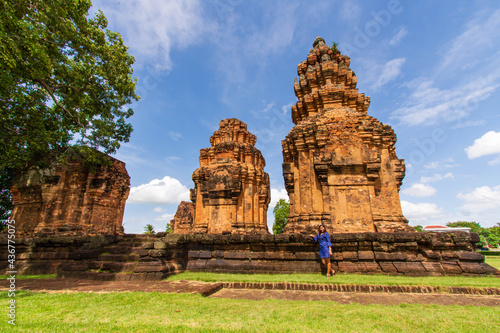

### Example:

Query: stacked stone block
xmin=1 ymin=232 xmax=497 ymax=279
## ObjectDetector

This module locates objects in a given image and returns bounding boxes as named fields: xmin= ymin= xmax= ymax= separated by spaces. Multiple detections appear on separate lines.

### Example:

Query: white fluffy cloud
xmin=456 ymin=185 xmax=500 ymax=227
xmin=269 ymin=188 xmax=289 ymax=210
xmin=392 ymin=9 xmax=500 ymax=126
xmin=389 ymin=26 xmax=408 ymax=46
xmin=423 ymin=159 xmax=459 ymax=169
xmin=93 ymin=0 xmax=213 ymax=70
xmin=457 ymin=185 xmax=500 ymax=211
xmin=452 ymin=119 xmax=486 ymax=129
xmin=440 ymin=9 xmax=500 ymax=70
xmin=211 ymin=1 xmax=299 ymax=89
xmin=420 ymin=172 xmax=454 ymax=183
xmin=169 ymin=131 xmax=184 ymax=141
xmin=128 ymin=176 xmax=190 ymax=204
xmin=465 ymin=131 xmax=500 ymax=163
xmin=154 ymin=213 xmax=175 ymax=222
xmin=369 ymin=58 xmax=406 ymax=91
xmin=401 ymin=183 xmax=437 ymax=197
xmin=340 ymin=1 xmax=361 ymax=22
xmin=392 ymin=79 xmax=499 ymax=126
xmin=401 ymin=200 xmax=443 ymax=224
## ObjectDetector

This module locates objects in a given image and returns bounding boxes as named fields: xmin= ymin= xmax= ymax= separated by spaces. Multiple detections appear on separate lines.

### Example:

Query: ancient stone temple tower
xmin=10 ymin=153 xmax=130 ymax=237
xmin=189 ymin=118 xmax=270 ymax=234
xmin=282 ymin=37 xmax=413 ymax=234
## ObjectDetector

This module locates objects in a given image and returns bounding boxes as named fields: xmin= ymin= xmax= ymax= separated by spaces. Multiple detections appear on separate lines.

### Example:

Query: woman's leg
xmin=325 ymin=258 xmax=333 ymax=276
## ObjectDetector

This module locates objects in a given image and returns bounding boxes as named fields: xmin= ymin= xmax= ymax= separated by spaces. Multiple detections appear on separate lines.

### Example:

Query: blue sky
xmin=91 ymin=0 xmax=500 ymax=234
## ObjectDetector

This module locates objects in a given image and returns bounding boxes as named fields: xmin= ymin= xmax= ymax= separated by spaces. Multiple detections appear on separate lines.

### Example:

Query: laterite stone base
xmin=0 ymin=232 xmax=498 ymax=280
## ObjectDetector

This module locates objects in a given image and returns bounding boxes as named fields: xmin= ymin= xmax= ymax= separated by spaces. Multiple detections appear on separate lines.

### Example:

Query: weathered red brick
xmin=282 ymin=37 xmax=413 ymax=234
xmin=188 ymin=118 xmax=270 ymax=234
xmin=170 ymin=201 xmax=194 ymax=234
xmin=10 ymin=153 xmax=129 ymax=237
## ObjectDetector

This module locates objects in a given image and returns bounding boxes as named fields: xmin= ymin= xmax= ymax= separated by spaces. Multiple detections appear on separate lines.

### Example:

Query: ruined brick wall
xmin=0 ymin=234 xmax=185 ymax=280
xmin=10 ymin=154 xmax=130 ymax=237
xmin=170 ymin=201 xmax=194 ymax=234
xmin=184 ymin=232 xmax=497 ymax=276
xmin=282 ymin=37 xmax=411 ymax=234
xmin=1 ymin=232 xmax=497 ymax=279
xmin=189 ymin=118 xmax=270 ymax=234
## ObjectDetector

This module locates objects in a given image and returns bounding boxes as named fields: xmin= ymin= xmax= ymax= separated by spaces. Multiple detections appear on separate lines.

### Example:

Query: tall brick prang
xmin=10 ymin=153 xmax=130 ymax=237
xmin=189 ymin=118 xmax=270 ymax=234
xmin=282 ymin=37 xmax=412 ymax=234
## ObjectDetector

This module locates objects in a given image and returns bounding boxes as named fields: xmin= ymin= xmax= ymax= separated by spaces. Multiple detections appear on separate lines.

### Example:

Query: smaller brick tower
xmin=189 ymin=118 xmax=270 ymax=234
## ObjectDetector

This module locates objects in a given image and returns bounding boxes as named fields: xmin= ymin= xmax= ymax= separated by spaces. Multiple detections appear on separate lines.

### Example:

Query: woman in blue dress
xmin=311 ymin=224 xmax=335 ymax=276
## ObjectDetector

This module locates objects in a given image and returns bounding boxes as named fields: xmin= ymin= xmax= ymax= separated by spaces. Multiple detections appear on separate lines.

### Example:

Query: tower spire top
xmin=291 ymin=37 xmax=370 ymax=125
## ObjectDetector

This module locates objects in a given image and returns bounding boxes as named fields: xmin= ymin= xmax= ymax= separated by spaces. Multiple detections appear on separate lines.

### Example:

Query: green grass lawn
xmin=1 ymin=262 xmax=498 ymax=332
xmin=1 ymin=291 xmax=498 ymax=333
xmin=168 ymin=271 xmax=500 ymax=288
xmin=485 ymin=256 xmax=500 ymax=270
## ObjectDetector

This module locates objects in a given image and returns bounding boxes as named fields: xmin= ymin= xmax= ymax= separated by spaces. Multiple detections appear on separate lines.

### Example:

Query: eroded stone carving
xmin=282 ymin=37 xmax=413 ymax=234
xmin=10 ymin=154 xmax=130 ymax=237
xmin=189 ymin=118 xmax=270 ymax=234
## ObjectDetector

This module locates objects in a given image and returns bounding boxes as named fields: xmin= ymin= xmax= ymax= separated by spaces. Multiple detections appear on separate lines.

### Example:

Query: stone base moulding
xmin=0 ymin=232 xmax=498 ymax=280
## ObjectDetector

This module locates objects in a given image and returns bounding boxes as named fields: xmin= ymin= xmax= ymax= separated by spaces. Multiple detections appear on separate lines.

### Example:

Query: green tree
xmin=483 ymin=225 xmax=500 ymax=248
xmin=445 ymin=221 xmax=498 ymax=248
xmin=143 ymin=224 xmax=155 ymax=235
xmin=446 ymin=221 xmax=483 ymax=234
xmin=0 ymin=220 xmax=7 ymax=232
xmin=0 ymin=0 xmax=139 ymax=218
xmin=165 ymin=222 xmax=173 ymax=234
xmin=0 ymin=170 xmax=14 ymax=222
xmin=272 ymin=199 xmax=290 ymax=234
xmin=331 ymin=42 xmax=339 ymax=53
xmin=412 ymin=225 xmax=424 ymax=232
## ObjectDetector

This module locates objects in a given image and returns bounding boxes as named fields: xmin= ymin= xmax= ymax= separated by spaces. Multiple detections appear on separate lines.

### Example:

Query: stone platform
xmin=1 ymin=232 xmax=498 ymax=280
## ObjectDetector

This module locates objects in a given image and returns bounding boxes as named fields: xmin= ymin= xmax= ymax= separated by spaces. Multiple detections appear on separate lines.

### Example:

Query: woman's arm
xmin=312 ymin=234 xmax=318 ymax=243
xmin=311 ymin=233 xmax=319 ymax=243
xmin=325 ymin=232 xmax=332 ymax=247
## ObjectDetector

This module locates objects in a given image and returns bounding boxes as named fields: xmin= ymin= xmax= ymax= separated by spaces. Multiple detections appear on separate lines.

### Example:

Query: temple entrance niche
xmin=282 ymin=37 xmax=413 ymax=234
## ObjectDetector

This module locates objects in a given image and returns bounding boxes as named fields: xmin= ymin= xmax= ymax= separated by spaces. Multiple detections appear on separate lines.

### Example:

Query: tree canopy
xmin=412 ymin=225 xmax=424 ymax=232
xmin=143 ymin=224 xmax=155 ymax=235
xmin=0 ymin=0 xmax=138 ymax=219
xmin=272 ymin=199 xmax=290 ymax=234
xmin=165 ymin=222 xmax=173 ymax=234
xmin=446 ymin=221 xmax=500 ymax=248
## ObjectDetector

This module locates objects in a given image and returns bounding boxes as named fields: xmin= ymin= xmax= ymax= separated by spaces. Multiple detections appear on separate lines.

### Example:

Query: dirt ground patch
xmin=210 ymin=289 xmax=500 ymax=306
xmin=2 ymin=278 xmax=220 ymax=295
xmin=2 ymin=278 xmax=499 ymax=306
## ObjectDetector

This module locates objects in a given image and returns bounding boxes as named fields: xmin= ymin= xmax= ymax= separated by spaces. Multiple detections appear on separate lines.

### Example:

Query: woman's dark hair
xmin=318 ymin=224 xmax=327 ymax=234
